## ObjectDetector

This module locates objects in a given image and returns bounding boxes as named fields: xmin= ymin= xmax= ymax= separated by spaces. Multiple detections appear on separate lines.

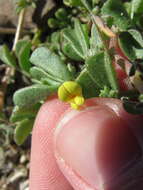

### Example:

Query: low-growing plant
xmin=1 ymin=0 xmax=143 ymax=145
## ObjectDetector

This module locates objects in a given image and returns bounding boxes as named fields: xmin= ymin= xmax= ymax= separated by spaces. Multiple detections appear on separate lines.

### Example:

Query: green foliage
xmin=13 ymin=85 xmax=57 ymax=108
xmin=0 ymin=45 xmax=17 ymax=67
xmin=15 ymin=40 xmax=32 ymax=73
xmin=130 ymin=0 xmax=143 ymax=19
xmin=62 ymin=20 xmax=90 ymax=60
xmin=101 ymin=0 xmax=131 ymax=30
xmin=118 ymin=30 xmax=143 ymax=61
xmin=86 ymin=52 xmax=116 ymax=89
xmin=30 ymin=47 xmax=73 ymax=82
xmin=3 ymin=0 xmax=143 ymax=146
xmin=63 ymin=0 xmax=82 ymax=6
xmin=14 ymin=119 xmax=34 ymax=145
xmin=128 ymin=29 xmax=143 ymax=47
xmin=15 ymin=0 xmax=36 ymax=13
xmin=90 ymin=24 xmax=103 ymax=54
xmin=80 ymin=0 xmax=92 ymax=11
xmin=74 ymin=20 xmax=90 ymax=57
xmin=55 ymin=8 xmax=68 ymax=20
xmin=99 ymin=86 xmax=118 ymax=98
xmin=76 ymin=51 xmax=119 ymax=98
xmin=10 ymin=103 xmax=41 ymax=123
xmin=30 ymin=67 xmax=60 ymax=86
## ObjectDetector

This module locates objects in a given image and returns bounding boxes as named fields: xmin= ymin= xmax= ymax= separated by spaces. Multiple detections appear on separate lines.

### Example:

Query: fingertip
xmin=29 ymin=98 xmax=72 ymax=190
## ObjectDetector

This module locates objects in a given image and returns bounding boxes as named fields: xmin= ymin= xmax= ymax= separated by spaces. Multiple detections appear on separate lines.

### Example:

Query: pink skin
xmin=30 ymin=97 xmax=143 ymax=190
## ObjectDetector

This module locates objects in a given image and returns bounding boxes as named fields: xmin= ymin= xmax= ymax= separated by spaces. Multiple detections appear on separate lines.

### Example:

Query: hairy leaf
xmin=0 ymin=45 xmax=17 ymax=67
xmin=128 ymin=29 xmax=143 ymax=47
xmin=10 ymin=103 xmax=41 ymax=123
xmin=90 ymin=24 xmax=103 ymax=55
xmin=15 ymin=40 xmax=32 ymax=72
xmin=101 ymin=0 xmax=131 ymax=30
xmin=74 ymin=19 xmax=90 ymax=58
xmin=14 ymin=119 xmax=34 ymax=145
xmin=30 ymin=47 xmax=73 ymax=82
xmin=118 ymin=32 xmax=143 ymax=61
xmin=30 ymin=67 xmax=61 ymax=86
xmin=62 ymin=42 xmax=84 ymax=61
xmin=13 ymin=85 xmax=57 ymax=107
xmin=86 ymin=52 xmax=118 ymax=90
xmin=76 ymin=68 xmax=100 ymax=98
xmin=63 ymin=28 xmax=85 ymax=59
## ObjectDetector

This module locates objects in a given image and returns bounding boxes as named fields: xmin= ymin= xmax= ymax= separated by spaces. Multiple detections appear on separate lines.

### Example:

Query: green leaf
xmin=13 ymin=84 xmax=57 ymax=107
xmin=30 ymin=67 xmax=61 ymax=86
xmin=86 ymin=53 xmax=110 ymax=88
xmin=99 ymin=86 xmax=118 ymax=98
xmin=62 ymin=42 xmax=84 ymax=61
xmin=90 ymin=24 xmax=103 ymax=55
xmin=63 ymin=20 xmax=90 ymax=59
xmin=30 ymin=47 xmax=73 ymax=82
xmin=77 ymin=51 xmax=118 ymax=98
xmin=63 ymin=28 xmax=85 ymax=59
xmin=10 ymin=103 xmax=41 ymax=123
xmin=86 ymin=52 xmax=118 ymax=90
xmin=0 ymin=45 xmax=17 ymax=67
xmin=134 ymin=49 xmax=143 ymax=59
xmin=63 ymin=0 xmax=82 ymax=6
xmin=128 ymin=29 xmax=143 ymax=47
xmin=74 ymin=19 xmax=90 ymax=57
xmin=130 ymin=0 xmax=143 ymax=19
xmin=101 ymin=0 xmax=131 ymax=30
xmin=80 ymin=0 xmax=92 ymax=11
xmin=76 ymin=68 xmax=100 ymax=98
xmin=118 ymin=32 xmax=143 ymax=61
xmin=14 ymin=119 xmax=34 ymax=145
xmin=15 ymin=40 xmax=32 ymax=72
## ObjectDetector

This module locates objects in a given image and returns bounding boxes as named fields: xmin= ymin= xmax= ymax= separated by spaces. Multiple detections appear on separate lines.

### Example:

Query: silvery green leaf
xmin=0 ymin=45 xmax=17 ymax=67
xmin=10 ymin=103 xmax=41 ymax=123
xmin=30 ymin=47 xmax=73 ymax=82
xmin=13 ymin=85 xmax=56 ymax=107
xmin=101 ymin=0 xmax=131 ymax=30
xmin=63 ymin=28 xmax=85 ymax=59
xmin=14 ymin=119 xmax=34 ymax=145
xmin=30 ymin=67 xmax=61 ymax=86
xmin=15 ymin=40 xmax=32 ymax=72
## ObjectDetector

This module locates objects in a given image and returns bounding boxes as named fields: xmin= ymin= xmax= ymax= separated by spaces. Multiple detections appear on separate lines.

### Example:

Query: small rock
xmin=20 ymin=155 xmax=27 ymax=164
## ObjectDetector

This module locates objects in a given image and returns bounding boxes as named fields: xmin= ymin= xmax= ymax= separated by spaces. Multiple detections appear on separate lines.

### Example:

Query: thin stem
xmin=12 ymin=9 xmax=26 ymax=51
xmin=0 ymin=8 xmax=26 ymax=111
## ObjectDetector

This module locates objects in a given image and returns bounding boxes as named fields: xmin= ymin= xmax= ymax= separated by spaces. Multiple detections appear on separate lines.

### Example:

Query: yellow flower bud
xmin=58 ymin=81 xmax=85 ymax=110
xmin=70 ymin=102 xmax=79 ymax=110
xmin=74 ymin=96 xmax=84 ymax=106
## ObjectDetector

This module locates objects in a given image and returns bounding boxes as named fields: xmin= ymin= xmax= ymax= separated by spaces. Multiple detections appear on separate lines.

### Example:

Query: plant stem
xmin=12 ymin=9 xmax=26 ymax=51
xmin=0 ymin=8 xmax=26 ymax=111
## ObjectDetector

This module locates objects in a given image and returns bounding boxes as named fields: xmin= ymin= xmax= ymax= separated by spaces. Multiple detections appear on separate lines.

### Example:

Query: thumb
xmin=54 ymin=98 xmax=143 ymax=190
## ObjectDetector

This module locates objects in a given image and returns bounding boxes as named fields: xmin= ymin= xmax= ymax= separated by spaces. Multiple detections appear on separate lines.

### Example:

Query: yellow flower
xmin=58 ymin=81 xmax=85 ymax=110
